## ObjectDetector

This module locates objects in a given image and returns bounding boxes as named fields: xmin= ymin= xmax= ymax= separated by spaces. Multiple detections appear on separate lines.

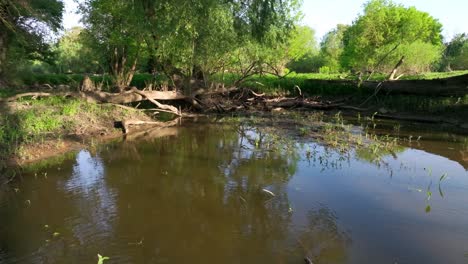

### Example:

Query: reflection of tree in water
xmin=0 ymin=121 xmax=353 ymax=263
xmin=96 ymin=122 xmax=352 ymax=263
xmin=0 ymin=150 xmax=118 ymax=263
xmin=64 ymin=150 xmax=117 ymax=244
xmin=296 ymin=207 xmax=351 ymax=264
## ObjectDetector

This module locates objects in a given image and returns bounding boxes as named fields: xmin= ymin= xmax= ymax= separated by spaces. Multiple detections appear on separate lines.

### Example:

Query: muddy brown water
xmin=0 ymin=117 xmax=467 ymax=264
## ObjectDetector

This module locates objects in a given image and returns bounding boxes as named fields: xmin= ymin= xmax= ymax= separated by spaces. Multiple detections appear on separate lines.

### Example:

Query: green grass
xmin=0 ymin=88 xmax=18 ymax=98
xmin=398 ymin=70 xmax=468 ymax=80
xmin=21 ymin=73 xmax=169 ymax=89
xmin=0 ymin=96 xmax=134 ymax=168
xmin=211 ymin=70 xmax=468 ymax=96
xmin=15 ymin=70 xmax=467 ymax=97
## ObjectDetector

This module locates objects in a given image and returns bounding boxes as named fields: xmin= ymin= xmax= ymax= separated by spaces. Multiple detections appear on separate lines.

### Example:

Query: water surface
xmin=1 ymin=117 xmax=467 ymax=264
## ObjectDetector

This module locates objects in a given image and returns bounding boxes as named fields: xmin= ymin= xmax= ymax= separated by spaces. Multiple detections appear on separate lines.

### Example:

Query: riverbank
xmin=0 ymin=96 xmax=466 ymax=173
xmin=0 ymin=95 xmax=164 ymax=169
xmin=1 ymin=71 xmax=467 ymax=169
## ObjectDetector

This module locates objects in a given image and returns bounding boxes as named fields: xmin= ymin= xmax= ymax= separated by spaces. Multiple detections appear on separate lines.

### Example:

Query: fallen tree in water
xmin=3 ymin=72 xmax=467 ymax=134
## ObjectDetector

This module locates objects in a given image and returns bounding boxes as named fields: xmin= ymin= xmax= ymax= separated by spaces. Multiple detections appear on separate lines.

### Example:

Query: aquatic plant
xmin=97 ymin=254 xmax=109 ymax=264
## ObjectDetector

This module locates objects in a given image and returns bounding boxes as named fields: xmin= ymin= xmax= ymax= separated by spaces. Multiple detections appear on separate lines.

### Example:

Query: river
xmin=0 ymin=115 xmax=467 ymax=264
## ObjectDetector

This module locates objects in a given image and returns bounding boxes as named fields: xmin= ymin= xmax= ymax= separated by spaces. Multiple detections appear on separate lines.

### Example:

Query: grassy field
xmin=214 ymin=70 xmax=468 ymax=95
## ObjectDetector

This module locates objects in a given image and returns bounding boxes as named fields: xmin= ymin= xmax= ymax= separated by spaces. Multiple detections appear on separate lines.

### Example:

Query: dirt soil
xmin=1 ymin=100 xmax=169 ymax=168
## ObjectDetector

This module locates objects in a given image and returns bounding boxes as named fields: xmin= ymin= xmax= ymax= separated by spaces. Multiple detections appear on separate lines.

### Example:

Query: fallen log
xmin=130 ymin=88 xmax=181 ymax=116
xmin=3 ymin=92 xmax=53 ymax=102
xmin=81 ymin=90 xmax=187 ymax=104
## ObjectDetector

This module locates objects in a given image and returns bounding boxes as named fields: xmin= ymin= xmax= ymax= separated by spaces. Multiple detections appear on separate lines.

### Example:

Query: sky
xmin=63 ymin=0 xmax=468 ymax=41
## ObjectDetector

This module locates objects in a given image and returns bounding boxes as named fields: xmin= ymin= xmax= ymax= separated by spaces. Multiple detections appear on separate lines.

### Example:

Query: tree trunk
xmin=388 ymin=56 xmax=405 ymax=81
xmin=0 ymin=29 xmax=7 ymax=81
xmin=125 ymin=57 xmax=138 ymax=87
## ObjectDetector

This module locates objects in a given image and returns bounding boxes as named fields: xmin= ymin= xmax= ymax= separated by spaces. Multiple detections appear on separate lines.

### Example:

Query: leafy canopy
xmin=0 ymin=0 xmax=64 ymax=79
xmin=81 ymin=0 xmax=300 ymax=90
xmin=340 ymin=0 xmax=442 ymax=72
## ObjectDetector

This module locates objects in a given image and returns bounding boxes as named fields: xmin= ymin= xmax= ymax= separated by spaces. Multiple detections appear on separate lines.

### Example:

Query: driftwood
xmin=80 ymin=90 xmax=187 ymax=104
xmin=130 ymin=88 xmax=181 ymax=116
xmin=388 ymin=55 xmax=405 ymax=81
xmin=3 ymin=92 xmax=53 ymax=102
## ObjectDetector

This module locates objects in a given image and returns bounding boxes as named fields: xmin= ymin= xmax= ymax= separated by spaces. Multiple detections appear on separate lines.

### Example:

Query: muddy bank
xmin=0 ymin=97 xmax=179 ymax=169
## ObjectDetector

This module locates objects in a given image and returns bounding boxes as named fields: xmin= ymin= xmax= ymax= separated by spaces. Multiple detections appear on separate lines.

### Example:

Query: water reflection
xmin=64 ymin=150 xmax=117 ymax=244
xmin=297 ymin=208 xmax=351 ymax=264
xmin=0 ymin=119 xmax=467 ymax=263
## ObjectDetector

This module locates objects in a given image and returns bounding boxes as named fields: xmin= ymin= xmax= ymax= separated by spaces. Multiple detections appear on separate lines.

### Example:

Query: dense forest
xmin=0 ymin=0 xmax=467 ymax=90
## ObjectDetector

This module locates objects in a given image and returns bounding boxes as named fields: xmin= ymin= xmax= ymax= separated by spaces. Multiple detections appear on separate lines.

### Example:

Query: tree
xmin=54 ymin=27 xmax=100 ymax=74
xmin=80 ymin=0 xmax=299 ymax=93
xmin=441 ymin=33 xmax=468 ymax=71
xmin=320 ymin=24 xmax=348 ymax=73
xmin=286 ymin=26 xmax=322 ymax=73
xmin=81 ymin=0 xmax=147 ymax=90
xmin=0 ymin=0 xmax=63 ymax=81
xmin=340 ymin=0 xmax=442 ymax=77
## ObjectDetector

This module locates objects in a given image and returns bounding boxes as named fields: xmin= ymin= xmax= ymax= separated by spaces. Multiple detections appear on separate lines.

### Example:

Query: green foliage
xmin=287 ymin=53 xmax=324 ymax=73
xmin=395 ymin=41 xmax=443 ymax=73
xmin=441 ymin=33 xmax=468 ymax=71
xmin=450 ymin=43 xmax=468 ymax=70
xmin=286 ymin=26 xmax=323 ymax=73
xmin=54 ymin=27 xmax=100 ymax=74
xmin=81 ymin=0 xmax=300 ymax=91
xmin=319 ymin=66 xmax=331 ymax=74
xmin=320 ymin=24 xmax=348 ymax=73
xmin=288 ymin=26 xmax=318 ymax=61
xmin=0 ymin=0 xmax=64 ymax=81
xmin=340 ymin=0 xmax=443 ymax=73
